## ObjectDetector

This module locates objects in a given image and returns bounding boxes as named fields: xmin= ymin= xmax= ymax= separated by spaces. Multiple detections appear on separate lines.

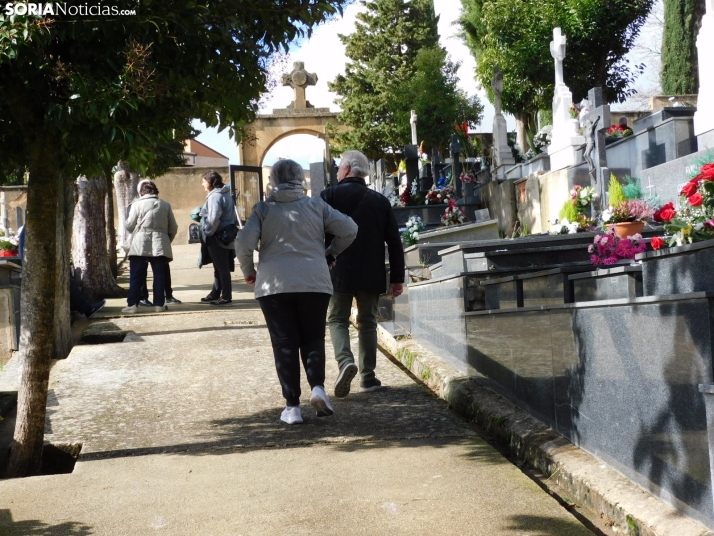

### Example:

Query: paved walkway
xmin=0 ymin=245 xmax=594 ymax=535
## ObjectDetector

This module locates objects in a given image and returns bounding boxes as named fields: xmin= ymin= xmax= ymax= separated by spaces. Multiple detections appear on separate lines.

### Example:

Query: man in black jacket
xmin=321 ymin=150 xmax=405 ymax=396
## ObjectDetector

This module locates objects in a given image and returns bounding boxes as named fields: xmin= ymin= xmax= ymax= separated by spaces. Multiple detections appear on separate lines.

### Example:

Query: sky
xmin=193 ymin=0 xmax=663 ymax=168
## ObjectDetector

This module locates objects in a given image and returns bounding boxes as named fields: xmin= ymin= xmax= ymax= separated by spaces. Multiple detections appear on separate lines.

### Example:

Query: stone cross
xmin=410 ymin=110 xmax=418 ymax=145
xmin=281 ymin=61 xmax=318 ymax=109
xmin=581 ymin=87 xmax=611 ymax=216
xmin=550 ymin=27 xmax=566 ymax=87
xmin=450 ymin=134 xmax=463 ymax=199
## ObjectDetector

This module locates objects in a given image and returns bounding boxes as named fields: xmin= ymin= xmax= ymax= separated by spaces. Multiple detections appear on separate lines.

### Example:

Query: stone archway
xmin=239 ymin=62 xmax=348 ymax=170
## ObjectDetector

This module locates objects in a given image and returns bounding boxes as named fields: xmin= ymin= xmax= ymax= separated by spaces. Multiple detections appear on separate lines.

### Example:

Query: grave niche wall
xmin=465 ymin=297 xmax=714 ymax=529
xmin=480 ymin=179 xmax=518 ymax=236
xmin=535 ymin=165 xmax=590 ymax=230
xmin=515 ymin=175 xmax=543 ymax=234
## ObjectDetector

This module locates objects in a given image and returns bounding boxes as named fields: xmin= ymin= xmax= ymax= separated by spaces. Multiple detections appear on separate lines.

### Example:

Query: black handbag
xmin=218 ymin=223 xmax=239 ymax=246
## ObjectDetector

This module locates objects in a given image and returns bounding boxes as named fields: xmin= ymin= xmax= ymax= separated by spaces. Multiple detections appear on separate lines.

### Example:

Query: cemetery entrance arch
xmin=238 ymin=61 xmax=349 ymax=179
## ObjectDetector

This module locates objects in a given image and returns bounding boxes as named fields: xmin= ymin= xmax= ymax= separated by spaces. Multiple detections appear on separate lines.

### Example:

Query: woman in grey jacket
xmin=237 ymin=159 xmax=357 ymax=425
xmin=200 ymin=170 xmax=237 ymax=305
xmin=122 ymin=181 xmax=178 ymax=313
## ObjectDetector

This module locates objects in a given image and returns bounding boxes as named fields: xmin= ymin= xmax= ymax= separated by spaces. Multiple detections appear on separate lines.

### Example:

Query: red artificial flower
xmin=688 ymin=192 xmax=704 ymax=207
xmin=699 ymin=163 xmax=714 ymax=181
xmin=454 ymin=122 xmax=461 ymax=133
xmin=650 ymin=236 xmax=664 ymax=250
xmin=681 ymin=179 xmax=700 ymax=198
xmin=462 ymin=121 xmax=469 ymax=138
xmin=653 ymin=202 xmax=676 ymax=223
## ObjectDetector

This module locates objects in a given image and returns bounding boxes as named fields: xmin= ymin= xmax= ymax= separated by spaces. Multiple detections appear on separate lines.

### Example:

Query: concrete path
xmin=0 ymin=245 xmax=594 ymax=535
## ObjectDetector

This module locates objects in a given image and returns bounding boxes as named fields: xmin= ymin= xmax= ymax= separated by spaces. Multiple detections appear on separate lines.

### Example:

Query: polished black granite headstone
xmin=463 ymin=295 xmax=714 ymax=528
xmin=570 ymin=265 xmax=643 ymax=302
xmin=638 ymin=241 xmax=714 ymax=296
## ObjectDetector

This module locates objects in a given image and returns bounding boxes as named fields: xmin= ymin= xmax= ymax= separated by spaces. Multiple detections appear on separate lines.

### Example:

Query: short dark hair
xmin=140 ymin=181 xmax=159 ymax=196
xmin=202 ymin=170 xmax=224 ymax=190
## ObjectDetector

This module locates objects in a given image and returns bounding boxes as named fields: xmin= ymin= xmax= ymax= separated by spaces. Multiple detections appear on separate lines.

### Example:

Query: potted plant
xmin=601 ymin=175 xmax=654 ymax=237
xmin=0 ymin=228 xmax=20 ymax=257
xmin=588 ymin=227 xmax=646 ymax=265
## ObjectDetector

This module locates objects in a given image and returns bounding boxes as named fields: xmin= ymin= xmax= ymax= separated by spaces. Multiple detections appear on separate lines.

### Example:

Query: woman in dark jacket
xmin=199 ymin=170 xmax=237 ymax=306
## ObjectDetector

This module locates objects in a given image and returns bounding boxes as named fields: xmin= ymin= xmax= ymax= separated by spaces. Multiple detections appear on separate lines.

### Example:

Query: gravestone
xmin=309 ymin=162 xmax=326 ymax=197
xmin=695 ymin=0 xmax=714 ymax=148
xmin=188 ymin=223 xmax=200 ymax=244
xmin=450 ymin=134 xmax=463 ymax=199
xmin=580 ymin=87 xmax=611 ymax=215
xmin=547 ymin=28 xmax=585 ymax=171
xmin=375 ymin=159 xmax=387 ymax=194
xmin=491 ymin=66 xmax=515 ymax=180
xmin=474 ymin=208 xmax=491 ymax=222
xmin=404 ymin=144 xmax=419 ymax=193
xmin=431 ymin=148 xmax=448 ymax=189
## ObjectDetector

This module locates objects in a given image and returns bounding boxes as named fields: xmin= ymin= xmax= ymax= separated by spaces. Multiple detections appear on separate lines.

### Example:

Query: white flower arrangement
xmin=402 ymin=216 xmax=425 ymax=246
xmin=549 ymin=218 xmax=579 ymax=235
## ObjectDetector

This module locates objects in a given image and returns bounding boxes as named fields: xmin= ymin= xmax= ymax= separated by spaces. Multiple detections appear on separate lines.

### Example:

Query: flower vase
xmin=463 ymin=182 xmax=474 ymax=199
xmin=606 ymin=221 xmax=644 ymax=238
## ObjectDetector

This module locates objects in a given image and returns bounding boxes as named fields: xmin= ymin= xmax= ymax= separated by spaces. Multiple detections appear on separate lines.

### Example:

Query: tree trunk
xmin=53 ymin=178 xmax=75 ymax=360
xmin=72 ymin=175 xmax=126 ymax=301
xmin=6 ymin=142 xmax=61 ymax=478
xmin=105 ymin=170 xmax=118 ymax=278
xmin=515 ymin=112 xmax=536 ymax=155
xmin=113 ymin=161 xmax=138 ymax=250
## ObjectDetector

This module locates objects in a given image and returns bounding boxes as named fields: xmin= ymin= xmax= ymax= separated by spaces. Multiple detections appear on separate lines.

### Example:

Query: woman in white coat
xmin=122 ymin=181 xmax=178 ymax=313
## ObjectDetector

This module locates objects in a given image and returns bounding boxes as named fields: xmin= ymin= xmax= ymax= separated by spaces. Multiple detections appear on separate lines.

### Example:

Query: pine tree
xmin=660 ymin=0 xmax=706 ymax=95
xmin=330 ymin=0 xmax=480 ymax=163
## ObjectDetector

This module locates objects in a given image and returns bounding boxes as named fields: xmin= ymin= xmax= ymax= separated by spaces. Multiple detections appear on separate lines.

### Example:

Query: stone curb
xmin=368 ymin=318 xmax=714 ymax=536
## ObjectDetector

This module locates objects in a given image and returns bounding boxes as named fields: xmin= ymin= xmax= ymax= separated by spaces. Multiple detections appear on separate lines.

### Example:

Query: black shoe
xmin=139 ymin=299 xmax=153 ymax=307
xmin=210 ymin=298 xmax=232 ymax=306
xmin=86 ymin=300 xmax=106 ymax=319
xmin=165 ymin=297 xmax=182 ymax=304
xmin=201 ymin=295 xmax=219 ymax=303
xmin=359 ymin=378 xmax=383 ymax=393
xmin=334 ymin=362 xmax=358 ymax=398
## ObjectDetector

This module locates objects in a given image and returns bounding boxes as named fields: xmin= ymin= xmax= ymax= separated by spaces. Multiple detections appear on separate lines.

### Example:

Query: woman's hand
xmin=245 ymin=274 xmax=256 ymax=286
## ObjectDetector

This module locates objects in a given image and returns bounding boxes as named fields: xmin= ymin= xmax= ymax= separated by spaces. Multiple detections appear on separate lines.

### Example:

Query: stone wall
xmin=0 ymin=186 xmax=28 ymax=231
xmin=480 ymin=179 xmax=517 ymax=237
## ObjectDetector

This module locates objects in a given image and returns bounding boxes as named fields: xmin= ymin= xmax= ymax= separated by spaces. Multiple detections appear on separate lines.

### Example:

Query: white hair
xmin=340 ymin=150 xmax=369 ymax=178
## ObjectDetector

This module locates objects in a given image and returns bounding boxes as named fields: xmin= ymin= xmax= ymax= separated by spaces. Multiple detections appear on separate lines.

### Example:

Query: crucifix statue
xmin=281 ymin=61 xmax=318 ymax=109
xmin=550 ymin=27 xmax=566 ymax=87
xmin=492 ymin=66 xmax=504 ymax=115
xmin=580 ymin=87 xmax=611 ymax=217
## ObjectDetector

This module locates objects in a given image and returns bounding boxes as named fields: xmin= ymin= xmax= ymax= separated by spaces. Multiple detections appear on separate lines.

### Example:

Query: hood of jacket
xmin=269 ymin=183 xmax=304 ymax=203
xmin=206 ymin=185 xmax=231 ymax=199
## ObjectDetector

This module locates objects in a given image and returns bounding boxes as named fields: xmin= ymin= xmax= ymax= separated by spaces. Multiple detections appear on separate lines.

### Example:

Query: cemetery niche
xmin=371 ymin=13 xmax=714 ymax=529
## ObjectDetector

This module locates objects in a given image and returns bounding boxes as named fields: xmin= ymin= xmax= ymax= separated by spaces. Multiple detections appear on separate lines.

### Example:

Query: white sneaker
xmin=121 ymin=305 xmax=138 ymax=314
xmin=281 ymin=406 xmax=303 ymax=425
xmin=154 ymin=304 xmax=168 ymax=313
xmin=309 ymin=386 xmax=334 ymax=417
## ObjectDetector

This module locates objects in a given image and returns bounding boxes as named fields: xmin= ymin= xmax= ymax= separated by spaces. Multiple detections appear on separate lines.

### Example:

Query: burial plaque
xmin=188 ymin=223 xmax=200 ymax=244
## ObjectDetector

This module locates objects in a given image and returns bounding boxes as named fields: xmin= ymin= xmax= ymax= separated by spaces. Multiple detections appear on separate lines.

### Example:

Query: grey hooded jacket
xmin=236 ymin=183 xmax=358 ymax=298
xmin=125 ymin=194 xmax=178 ymax=260
xmin=202 ymin=185 xmax=236 ymax=248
